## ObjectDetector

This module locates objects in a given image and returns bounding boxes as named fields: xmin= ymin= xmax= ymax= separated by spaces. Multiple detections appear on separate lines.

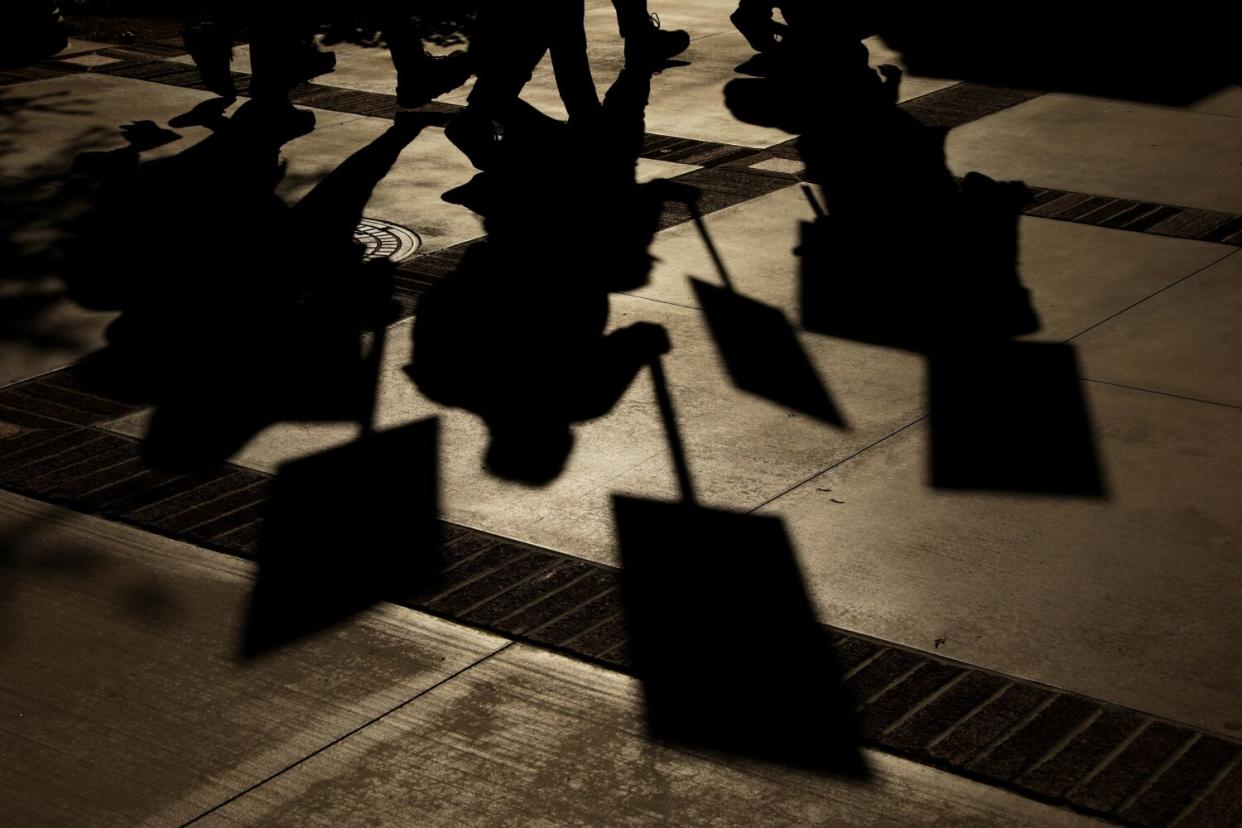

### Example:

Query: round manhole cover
xmin=354 ymin=218 xmax=422 ymax=263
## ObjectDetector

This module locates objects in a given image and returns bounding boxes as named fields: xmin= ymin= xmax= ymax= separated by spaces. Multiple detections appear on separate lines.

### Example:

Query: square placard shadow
xmin=693 ymin=277 xmax=844 ymax=425
xmin=613 ymin=494 xmax=865 ymax=775
xmin=242 ymin=417 xmax=442 ymax=657
xmin=929 ymin=342 xmax=1106 ymax=496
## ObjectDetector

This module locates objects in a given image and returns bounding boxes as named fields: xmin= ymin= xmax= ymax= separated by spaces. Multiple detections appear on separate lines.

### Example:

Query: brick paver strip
xmin=1070 ymin=722 xmax=1195 ymax=814
xmin=4 ymin=40 xmax=1242 ymax=827
xmin=2 ymin=391 xmax=1240 ymax=826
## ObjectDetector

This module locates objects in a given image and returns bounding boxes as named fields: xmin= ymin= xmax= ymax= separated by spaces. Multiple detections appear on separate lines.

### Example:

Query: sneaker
xmin=624 ymin=13 xmax=690 ymax=68
xmin=396 ymin=50 xmax=472 ymax=109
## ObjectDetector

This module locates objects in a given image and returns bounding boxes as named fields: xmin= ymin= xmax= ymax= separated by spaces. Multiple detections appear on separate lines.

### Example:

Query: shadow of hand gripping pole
xmin=613 ymin=357 xmax=866 ymax=775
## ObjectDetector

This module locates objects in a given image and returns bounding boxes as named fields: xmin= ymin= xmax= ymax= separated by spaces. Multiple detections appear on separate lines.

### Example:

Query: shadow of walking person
xmin=408 ymin=65 xmax=678 ymax=485
xmin=724 ymin=19 xmax=1105 ymax=497
xmin=64 ymin=103 xmax=429 ymax=472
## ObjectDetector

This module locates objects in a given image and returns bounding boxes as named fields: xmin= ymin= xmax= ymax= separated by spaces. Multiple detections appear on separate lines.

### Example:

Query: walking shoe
xmin=624 ymin=13 xmax=690 ymax=68
xmin=294 ymin=44 xmax=337 ymax=82
xmin=183 ymin=22 xmax=237 ymax=99
xmin=396 ymin=50 xmax=472 ymax=109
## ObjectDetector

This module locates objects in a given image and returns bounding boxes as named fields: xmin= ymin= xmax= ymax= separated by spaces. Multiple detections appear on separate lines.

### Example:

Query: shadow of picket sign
xmin=613 ymin=358 xmax=866 ymax=775
xmin=677 ymin=192 xmax=843 ymax=427
xmin=241 ymin=321 xmax=443 ymax=658
xmin=929 ymin=341 xmax=1107 ymax=497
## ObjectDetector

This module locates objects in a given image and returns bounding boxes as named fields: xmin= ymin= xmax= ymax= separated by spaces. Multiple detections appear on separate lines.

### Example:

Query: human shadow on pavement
xmin=233 ymin=117 xmax=447 ymax=657
xmin=725 ymin=17 xmax=1106 ymax=497
xmin=0 ymin=90 xmax=109 ymax=359
xmin=65 ymin=105 xmax=429 ymax=472
xmin=406 ymin=65 xmax=675 ymax=485
xmin=614 ymin=358 xmax=866 ymax=775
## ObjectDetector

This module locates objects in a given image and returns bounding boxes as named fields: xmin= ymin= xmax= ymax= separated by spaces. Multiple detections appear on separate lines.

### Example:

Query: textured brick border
xmin=1 ymin=369 xmax=1241 ymax=828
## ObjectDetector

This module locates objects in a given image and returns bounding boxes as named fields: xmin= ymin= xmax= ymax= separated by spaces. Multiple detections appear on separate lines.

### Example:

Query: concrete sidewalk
xmin=2 ymin=3 xmax=1241 ymax=824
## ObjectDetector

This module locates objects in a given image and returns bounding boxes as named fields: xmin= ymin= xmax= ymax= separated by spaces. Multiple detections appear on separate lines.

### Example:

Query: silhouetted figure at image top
xmin=408 ymin=65 xmax=676 ymax=485
xmin=183 ymin=1 xmax=335 ymax=135
xmin=445 ymin=0 xmax=601 ymax=170
xmin=0 ymin=1 xmax=66 ymax=69
xmin=872 ymin=9 xmax=1240 ymax=106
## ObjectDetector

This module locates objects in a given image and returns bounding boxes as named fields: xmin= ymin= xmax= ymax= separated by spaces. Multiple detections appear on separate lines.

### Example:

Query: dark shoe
xmin=625 ymin=13 xmax=690 ymax=68
xmin=295 ymin=45 xmax=336 ymax=82
xmin=184 ymin=23 xmax=237 ymax=99
xmin=396 ymin=50 xmax=472 ymax=109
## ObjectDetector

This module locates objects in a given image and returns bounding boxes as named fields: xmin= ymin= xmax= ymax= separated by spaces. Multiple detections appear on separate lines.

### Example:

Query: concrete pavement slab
xmin=946 ymin=94 xmax=1242 ymax=214
xmin=1076 ymin=250 xmax=1242 ymax=407
xmin=762 ymin=382 xmax=1242 ymax=737
xmin=197 ymin=644 xmax=1100 ymax=827
xmin=0 ymin=490 xmax=507 ymax=826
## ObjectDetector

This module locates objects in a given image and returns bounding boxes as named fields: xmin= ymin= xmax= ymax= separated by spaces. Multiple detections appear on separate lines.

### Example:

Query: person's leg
xmin=548 ymin=0 xmax=600 ymax=122
xmin=184 ymin=1 xmax=238 ymax=98
xmin=447 ymin=3 xmax=547 ymax=168
xmin=375 ymin=1 xmax=472 ymax=108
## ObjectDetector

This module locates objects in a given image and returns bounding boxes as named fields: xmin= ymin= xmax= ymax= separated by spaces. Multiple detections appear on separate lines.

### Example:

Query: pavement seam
xmin=178 ymin=640 xmax=518 ymax=827
xmin=746 ymin=414 xmax=928 ymax=514
xmin=1080 ymin=379 xmax=1242 ymax=412
xmin=1066 ymin=248 xmax=1241 ymax=344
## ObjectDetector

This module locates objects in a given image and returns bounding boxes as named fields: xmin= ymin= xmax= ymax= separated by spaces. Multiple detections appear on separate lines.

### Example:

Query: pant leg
xmin=465 ymin=3 xmax=548 ymax=115
xmin=611 ymin=0 xmax=649 ymax=38
xmin=248 ymin=2 xmax=304 ymax=102
xmin=372 ymin=0 xmax=431 ymax=76
xmin=548 ymin=0 xmax=599 ymax=119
